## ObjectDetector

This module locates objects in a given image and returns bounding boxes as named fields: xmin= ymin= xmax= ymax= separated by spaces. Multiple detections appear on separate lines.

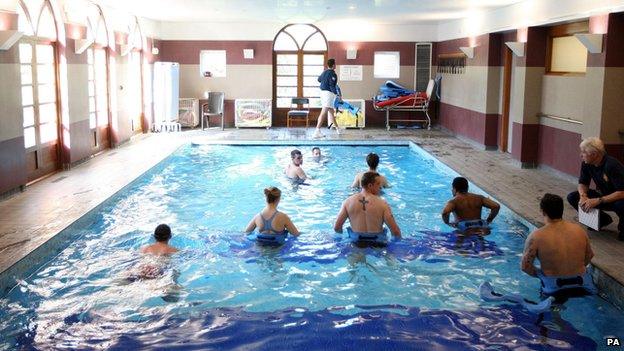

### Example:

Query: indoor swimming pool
xmin=0 ymin=143 xmax=622 ymax=350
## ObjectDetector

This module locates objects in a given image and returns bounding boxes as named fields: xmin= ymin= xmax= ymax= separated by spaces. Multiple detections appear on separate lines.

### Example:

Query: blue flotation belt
xmin=347 ymin=227 xmax=388 ymax=244
xmin=251 ymin=231 xmax=289 ymax=246
xmin=537 ymin=269 xmax=597 ymax=296
xmin=480 ymin=281 xmax=554 ymax=314
xmin=457 ymin=219 xmax=488 ymax=231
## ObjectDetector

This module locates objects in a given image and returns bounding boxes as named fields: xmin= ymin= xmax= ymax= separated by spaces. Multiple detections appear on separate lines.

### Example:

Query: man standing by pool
xmin=441 ymin=177 xmax=500 ymax=233
xmin=313 ymin=58 xmax=341 ymax=138
xmin=284 ymin=149 xmax=307 ymax=183
xmin=521 ymin=193 xmax=596 ymax=296
xmin=334 ymin=171 xmax=401 ymax=238
xmin=567 ymin=137 xmax=624 ymax=241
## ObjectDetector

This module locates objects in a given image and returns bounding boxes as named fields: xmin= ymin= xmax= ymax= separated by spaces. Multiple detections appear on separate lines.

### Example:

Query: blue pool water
xmin=0 ymin=144 xmax=622 ymax=350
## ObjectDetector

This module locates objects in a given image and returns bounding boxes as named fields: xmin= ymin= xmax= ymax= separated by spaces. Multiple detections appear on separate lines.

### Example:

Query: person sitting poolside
xmin=245 ymin=186 xmax=300 ymax=237
xmin=351 ymin=153 xmax=389 ymax=188
xmin=284 ymin=149 xmax=307 ymax=183
xmin=335 ymin=171 xmax=401 ymax=238
xmin=567 ymin=137 xmax=624 ymax=241
xmin=140 ymin=224 xmax=179 ymax=256
xmin=522 ymin=193 xmax=596 ymax=299
xmin=441 ymin=177 xmax=500 ymax=234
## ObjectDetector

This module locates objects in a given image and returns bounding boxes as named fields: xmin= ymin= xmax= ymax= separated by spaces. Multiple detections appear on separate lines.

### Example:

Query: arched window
xmin=17 ymin=0 xmax=60 ymax=182
xmin=273 ymin=24 xmax=328 ymax=110
xmin=86 ymin=5 xmax=110 ymax=150
xmin=127 ymin=18 xmax=143 ymax=133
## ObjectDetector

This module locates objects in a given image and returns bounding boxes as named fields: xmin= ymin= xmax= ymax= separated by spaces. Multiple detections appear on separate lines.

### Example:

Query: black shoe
xmin=600 ymin=214 xmax=613 ymax=229
xmin=327 ymin=123 xmax=334 ymax=130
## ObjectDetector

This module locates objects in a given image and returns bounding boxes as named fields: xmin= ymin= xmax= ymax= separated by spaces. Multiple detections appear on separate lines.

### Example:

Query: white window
xmin=374 ymin=51 xmax=400 ymax=79
xmin=200 ymin=50 xmax=226 ymax=77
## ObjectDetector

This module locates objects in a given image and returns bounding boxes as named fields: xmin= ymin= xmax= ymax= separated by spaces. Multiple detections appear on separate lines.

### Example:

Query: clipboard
xmin=579 ymin=207 xmax=600 ymax=231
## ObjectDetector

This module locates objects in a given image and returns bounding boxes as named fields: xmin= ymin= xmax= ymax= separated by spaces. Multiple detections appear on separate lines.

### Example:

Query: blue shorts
xmin=347 ymin=227 xmax=388 ymax=244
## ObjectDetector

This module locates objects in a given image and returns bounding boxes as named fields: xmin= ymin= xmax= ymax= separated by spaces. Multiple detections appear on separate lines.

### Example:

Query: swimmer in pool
xmin=441 ymin=177 xmax=500 ymax=234
xmin=245 ymin=186 xmax=300 ymax=236
xmin=141 ymin=224 xmax=179 ymax=255
xmin=334 ymin=171 xmax=401 ymax=238
xmin=312 ymin=147 xmax=322 ymax=162
xmin=351 ymin=153 xmax=389 ymax=188
xmin=284 ymin=149 xmax=307 ymax=183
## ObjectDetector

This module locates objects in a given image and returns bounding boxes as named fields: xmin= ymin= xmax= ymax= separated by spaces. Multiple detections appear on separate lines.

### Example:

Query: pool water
xmin=0 ymin=144 xmax=622 ymax=350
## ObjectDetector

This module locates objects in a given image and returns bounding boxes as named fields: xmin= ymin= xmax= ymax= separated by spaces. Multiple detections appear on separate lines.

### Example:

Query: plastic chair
xmin=286 ymin=98 xmax=310 ymax=128
xmin=201 ymin=92 xmax=225 ymax=130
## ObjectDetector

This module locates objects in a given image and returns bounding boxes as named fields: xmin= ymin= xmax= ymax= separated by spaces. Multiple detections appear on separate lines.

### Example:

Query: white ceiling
xmin=94 ymin=0 xmax=525 ymax=24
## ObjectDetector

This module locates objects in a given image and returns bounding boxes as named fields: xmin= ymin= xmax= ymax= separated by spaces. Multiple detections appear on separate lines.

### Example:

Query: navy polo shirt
xmin=318 ymin=68 xmax=338 ymax=94
xmin=579 ymin=155 xmax=624 ymax=195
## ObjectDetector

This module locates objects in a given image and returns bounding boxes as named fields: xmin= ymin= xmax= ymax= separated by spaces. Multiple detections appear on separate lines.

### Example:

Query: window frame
xmin=374 ymin=51 xmax=401 ymax=79
xmin=545 ymin=21 xmax=589 ymax=76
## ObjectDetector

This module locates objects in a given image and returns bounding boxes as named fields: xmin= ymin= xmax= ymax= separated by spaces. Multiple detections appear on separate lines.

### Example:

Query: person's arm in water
xmin=441 ymin=200 xmax=456 ymax=227
xmin=351 ymin=173 xmax=360 ymax=188
xmin=333 ymin=201 xmax=349 ymax=233
xmin=482 ymin=196 xmax=500 ymax=223
xmin=297 ymin=167 xmax=307 ymax=181
xmin=383 ymin=202 xmax=401 ymax=238
xmin=521 ymin=232 xmax=539 ymax=277
xmin=244 ymin=215 xmax=258 ymax=234
xmin=284 ymin=215 xmax=300 ymax=237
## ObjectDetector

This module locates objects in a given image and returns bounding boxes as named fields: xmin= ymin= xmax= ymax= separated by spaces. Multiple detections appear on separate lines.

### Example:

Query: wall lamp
xmin=459 ymin=46 xmax=475 ymax=59
xmin=574 ymin=33 xmax=603 ymax=53
xmin=346 ymin=48 xmax=357 ymax=60
xmin=243 ymin=49 xmax=254 ymax=59
xmin=0 ymin=30 xmax=23 ymax=50
xmin=505 ymin=41 xmax=525 ymax=57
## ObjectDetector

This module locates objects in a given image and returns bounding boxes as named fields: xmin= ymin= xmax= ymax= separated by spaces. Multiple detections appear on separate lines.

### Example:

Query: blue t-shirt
xmin=318 ymin=68 xmax=338 ymax=94
xmin=579 ymin=155 xmax=624 ymax=195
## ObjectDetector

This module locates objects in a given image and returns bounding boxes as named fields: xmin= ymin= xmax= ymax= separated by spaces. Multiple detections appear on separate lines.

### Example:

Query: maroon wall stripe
xmin=434 ymin=34 xmax=490 ymax=66
xmin=487 ymin=34 xmax=502 ymax=67
xmin=511 ymin=122 xmax=539 ymax=163
xmin=0 ymin=136 xmax=27 ymax=195
xmin=159 ymin=41 xmax=273 ymax=65
xmin=537 ymin=125 xmax=582 ymax=176
xmin=605 ymin=13 xmax=624 ymax=67
xmin=524 ymin=27 xmax=548 ymax=67
xmin=438 ymin=102 xmax=497 ymax=146
xmin=328 ymin=41 xmax=415 ymax=66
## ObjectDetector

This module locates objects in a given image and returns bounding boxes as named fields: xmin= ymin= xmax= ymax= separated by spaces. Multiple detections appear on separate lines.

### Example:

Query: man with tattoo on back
xmin=333 ymin=171 xmax=401 ymax=238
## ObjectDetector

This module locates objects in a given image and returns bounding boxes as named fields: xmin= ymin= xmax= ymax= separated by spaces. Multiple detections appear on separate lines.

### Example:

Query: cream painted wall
xmin=541 ymin=75 xmax=586 ymax=122
xmin=66 ymin=63 xmax=89 ymax=124
xmin=0 ymin=63 xmax=22 ymax=141
xmin=521 ymin=67 xmax=544 ymax=125
xmin=581 ymin=67 xmax=605 ymax=138
xmin=486 ymin=66 xmax=502 ymax=115
xmin=509 ymin=65 xmax=525 ymax=125
xmin=439 ymin=66 xmax=490 ymax=114
xmin=179 ymin=65 xmax=272 ymax=99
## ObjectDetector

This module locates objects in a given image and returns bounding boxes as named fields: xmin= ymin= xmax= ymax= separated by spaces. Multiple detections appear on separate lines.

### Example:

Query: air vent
xmin=415 ymin=43 xmax=432 ymax=92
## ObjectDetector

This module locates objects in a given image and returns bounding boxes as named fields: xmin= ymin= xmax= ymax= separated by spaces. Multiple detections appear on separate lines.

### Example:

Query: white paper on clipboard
xmin=579 ymin=208 xmax=600 ymax=231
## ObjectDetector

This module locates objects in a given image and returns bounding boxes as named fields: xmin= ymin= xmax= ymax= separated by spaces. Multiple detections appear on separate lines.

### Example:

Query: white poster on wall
xmin=339 ymin=65 xmax=363 ymax=81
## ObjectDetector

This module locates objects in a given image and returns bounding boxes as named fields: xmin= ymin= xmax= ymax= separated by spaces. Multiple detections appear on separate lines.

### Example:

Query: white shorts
xmin=320 ymin=90 xmax=336 ymax=109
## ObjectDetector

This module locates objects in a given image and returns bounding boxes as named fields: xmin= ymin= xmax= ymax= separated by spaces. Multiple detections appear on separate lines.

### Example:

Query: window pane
xmin=87 ymin=48 xmax=94 ymax=64
xmin=88 ymin=81 xmax=95 ymax=97
xmin=551 ymin=36 xmax=587 ymax=73
xmin=37 ymin=6 xmax=57 ymax=41
xmin=95 ymin=19 xmax=108 ymax=46
xmin=303 ymin=32 xmax=327 ymax=51
xmin=309 ymin=98 xmax=321 ymax=108
xmin=20 ymin=65 xmax=32 ymax=85
xmin=303 ymin=65 xmax=323 ymax=76
xmin=276 ymin=97 xmax=291 ymax=108
xmin=38 ymin=84 xmax=56 ymax=103
xmin=273 ymin=33 xmax=298 ymax=50
xmin=276 ymin=65 xmax=297 ymax=75
xmin=97 ymin=110 xmax=108 ymax=126
xmin=277 ymin=87 xmax=297 ymax=97
xmin=24 ymin=127 xmax=36 ymax=148
xmin=88 ymin=67 xmax=94 ymax=81
xmin=89 ymin=97 xmax=96 ymax=112
xmin=21 ymin=86 xmax=33 ymax=106
xmin=17 ymin=5 xmax=34 ymax=36
xmin=39 ymin=103 xmax=56 ymax=124
xmin=37 ymin=64 xmax=55 ymax=84
xmin=303 ymin=87 xmax=320 ymax=97
xmin=304 ymin=54 xmax=324 ymax=65
xmin=374 ymin=51 xmax=400 ymax=78
xmin=39 ymin=122 xmax=57 ymax=143
xmin=303 ymin=76 xmax=318 ymax=86
xmin=276 ymin=76 xmax=298 ymax=86
xmin=19 ymin=43 xmax=32 ymax=63
xmin=36 ymin=45 xmax=54 ymax=64
xmin=277 ymin=54 xmax=297 ymax=65
xmin=285 ymin=24 xmax=315 ymax=48
xmin=23 ymin=106 xmax=35 ymax=127
xmin=89 ymin=112 xmax=96 ymax=129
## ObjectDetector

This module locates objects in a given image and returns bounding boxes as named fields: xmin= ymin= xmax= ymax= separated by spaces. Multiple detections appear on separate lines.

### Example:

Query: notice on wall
xmin=339 ymin=65 xmax=363 ymax=81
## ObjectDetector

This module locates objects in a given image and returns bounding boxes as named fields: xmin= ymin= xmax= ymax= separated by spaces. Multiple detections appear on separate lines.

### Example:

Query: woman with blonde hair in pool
xmin=245 ymin=187 xmax=300 ymax=238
